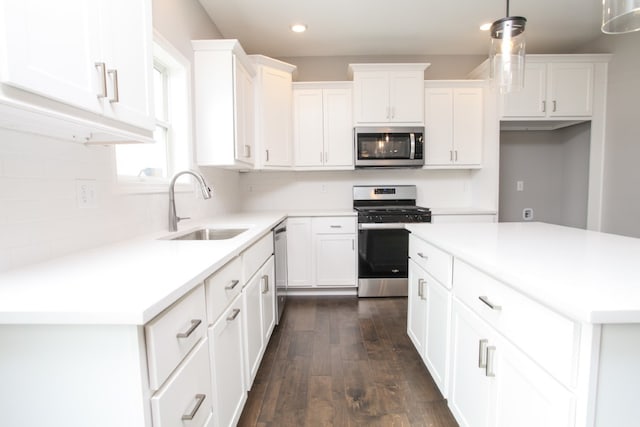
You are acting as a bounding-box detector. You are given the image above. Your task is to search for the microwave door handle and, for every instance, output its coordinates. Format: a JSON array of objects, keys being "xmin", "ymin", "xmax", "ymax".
[{"xmin": 410, "ymin": 133, "xmax": 416, "ymax": 160}]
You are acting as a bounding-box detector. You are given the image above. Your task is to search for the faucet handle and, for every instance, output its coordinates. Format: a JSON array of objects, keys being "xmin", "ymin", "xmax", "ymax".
[{"xmin": 177, "ymin": 216, "xmax": 191, "ymax": 223}]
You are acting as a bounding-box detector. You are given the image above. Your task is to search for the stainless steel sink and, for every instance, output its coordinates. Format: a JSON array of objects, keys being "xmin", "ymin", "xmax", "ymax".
[{"xmin": 170, "ymin": 228, "xmax": 248, "ymax": 241}]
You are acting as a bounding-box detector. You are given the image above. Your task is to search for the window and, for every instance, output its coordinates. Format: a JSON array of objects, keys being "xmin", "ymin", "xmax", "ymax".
[{"xmin": 115, "ymin": 33, "xmax": 191, "ymax": 190}]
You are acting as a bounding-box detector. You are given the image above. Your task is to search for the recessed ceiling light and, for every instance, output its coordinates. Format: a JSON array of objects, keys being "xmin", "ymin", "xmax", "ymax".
[
  {"xmin": 290, "ymin": 24, "xmax": 307, "ymax": 33},
  {"xmin": 480, "ymin": 22, "xmax": 492, "ymax": 31}
]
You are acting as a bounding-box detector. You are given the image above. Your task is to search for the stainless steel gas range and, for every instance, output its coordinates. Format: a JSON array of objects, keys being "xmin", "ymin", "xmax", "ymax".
[{"xmin": 353, "ymin": 185, "xmax": 431, "ymax": 297}]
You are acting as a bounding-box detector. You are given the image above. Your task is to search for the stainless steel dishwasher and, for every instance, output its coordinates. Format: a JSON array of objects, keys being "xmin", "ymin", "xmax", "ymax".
[{"xmin": 273, "ymin": 220, "xmax": 288, "ymax": 324}]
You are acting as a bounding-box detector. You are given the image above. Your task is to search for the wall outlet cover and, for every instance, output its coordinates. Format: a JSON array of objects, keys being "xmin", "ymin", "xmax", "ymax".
[
  {"xmin": 523, "ymin": 208, "xmax": 534, "ymax": 220},
  {"xmin": 76, "ymin": 180, "xmax": 97, "ymax": 208}
]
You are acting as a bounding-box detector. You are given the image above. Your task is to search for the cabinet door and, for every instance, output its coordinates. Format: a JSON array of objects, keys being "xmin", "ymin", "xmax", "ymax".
[
  {"xmin": 99, "ymin": 0, "xmax": 154, "ymax": 130},
  {"xmin": 243, "ymin": 272, "xmax": 264, "ymax": 389},
  {"xmin": 501, "ymin": 62, "xmax": 546, "ymax": 118},
  {"xmin": 494, "ymin": 342, "xmax": 574, "ymax": 427},
  {"xmin": 293, "ymin": 89, "xmax": 324, "ymax": 166},
  {"xmin": 286, "ymin": 218, "xmax": 313, "ymax": 287},
  {"xmin": 261, "ymin": 67, "xmax": 293, "ymax": 166},
  {"xmin": 425, "ymin": 87, "xmax": 454, "ymax": 165},
  {"xmin": 209, "ymin": 297, "xmax": 246, "ymax": 427},
  {"xmin": 424, "ymin": 277, "xmax": 451, "ymax": 396},
  {"xmin": 260, "ymin": 256, "xmax": 276, "ymax": 345},
  {"xmin": 323, "ymin": 88, "xmax": 353, "ymax": 167},
  {"xmin": 353, "ymin": 71, "xmax": 390, "ymax": 123},
  {"xmin": 452, "ymin": 87, "xmax": 483, "ymax": 165},
  {"xmin": 407, "ymin": 259, "xmax": 427, "ymax": 357},
  {"xmin": 389, "ymin": 71, "xmax": 424, "ymax": 123},
  {"xmin": 0, "ymin": 0, "xmax": 103, "ymax": 113},
  {"xmin": 449, "ymin": 300, "xmax": 495, "ymax": 427},
  {"xmin": 548, "ymin": 62, "xmax": 594, "ymax": 117},
  {"xmin": 235, "ymin": 60, "xmax": 255, "ymax": 165},
  {"xmin": 314, "ymin": 233, "xmax": 357, "ymax": 287}
]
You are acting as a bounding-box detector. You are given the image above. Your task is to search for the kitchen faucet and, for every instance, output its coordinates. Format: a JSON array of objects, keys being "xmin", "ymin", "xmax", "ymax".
[{"xmin": 168, "ymin": 170, "xmax": 212, "ymax": 231}]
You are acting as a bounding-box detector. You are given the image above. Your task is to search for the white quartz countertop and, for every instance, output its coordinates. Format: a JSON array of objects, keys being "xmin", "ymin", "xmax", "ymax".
[
  {"xmin": 0, "ymin": 213, "xmax": 286, "ymax": 325},
  {"xmin": 406, "ymin": 222, "xmax": 640, "ymax": 324}
]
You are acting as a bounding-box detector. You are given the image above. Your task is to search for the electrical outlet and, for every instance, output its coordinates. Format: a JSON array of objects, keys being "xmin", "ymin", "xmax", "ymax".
[
  {"xmin": 516, "ymin": 181, "xmax": 524, "ymax": 192},
  {"xmin": 522, "ymin": 208, "xmax": 534, "ymax": 221},
  {"xmin": 76, "ymin": 180, "xmax": 97, "ymax": 208},
  {"xmin": 320, "ymin": 184, "xmax": 327, "ymax": 193}
]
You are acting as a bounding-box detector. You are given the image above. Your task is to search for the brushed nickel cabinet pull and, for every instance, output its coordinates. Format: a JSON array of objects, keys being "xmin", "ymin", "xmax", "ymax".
[
  {"xmin": 95, "ymin": 62, "xmax": 107, "ymax": 98},
  {"xmin": 227, "ymin": 308, "xmax": 241, "ymax": 321},
  {"xmin": 417, "ymin": 252, "xmax": 428, "ymax": 260},
  {"xmin": 262, "ymin": 274, "xmax": 269, "ymax": 293},
  {"xmin": 181, "ymin": 394, "xmax": 206, "ymax": 421},
  {"xmin": 479, "ymin": 296, "xmax": 501, "ymax": 311},
  {"xmin": 107, "ymin": 69, "xmax": 119, "ymax": 103},
  {"xmin": 478, "ymin": 339, "xmax": 488, "ymax": 368},
  {"xmin": 265, "ymin": 149, "xmax": 270, "ymax": 162},
  {"xmin": 485, "ymin": 346, "xmax": 496, "ymax": 377},
  {"xmin": 417, "ymin": 278, "xmax": 424, "ymax": 298},
  {"xmin": 176, "ymin": 319, "xmax": 202, "ymax": 339},
  {"xmin": 542, "ymin": 100, "xmax": 546, "ymax": 112},
  {"xmin": 225, "ymin": 279, "xmax": 240, "ymax": 290},
  {"xmin": 553, "ymin": 100, "xmax": 557, "ymax": 112}
]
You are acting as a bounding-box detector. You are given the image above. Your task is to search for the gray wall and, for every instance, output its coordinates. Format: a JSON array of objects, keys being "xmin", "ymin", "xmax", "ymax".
[
  {"xmin": 578, "ymin": 32, "xmax": 640, "ymax": 238},
  {"xmin": 499, "ymin": 122, "xmax": 591, "ymax": 228}
]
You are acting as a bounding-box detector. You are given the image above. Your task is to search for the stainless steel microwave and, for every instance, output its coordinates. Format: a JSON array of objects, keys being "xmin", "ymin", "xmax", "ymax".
[{"xmin": 354, "ymin": 127, "xmax": 425, "ymax": 168}]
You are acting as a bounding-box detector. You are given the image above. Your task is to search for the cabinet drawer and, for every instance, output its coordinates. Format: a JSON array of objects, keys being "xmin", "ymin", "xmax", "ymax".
[
  {"xmin": 151, "ymin": 338, "xmax": 213, "ymax": 427},
  {"xmin": 312, "ymin": 216, "xmax": 356, "ymax": 234},
  {"xmin": 409, "ymin": 235, "xmax": 453, "ymax": 289},
  {"xmin": 454, "ymin": 260, "xmax": 579, "ymax": 386},
  {"xmin": 205, "ymin": 256, "xmax": 242, "ymax": 325},
  {"xmin": 146, "ymin": 285, "xmax": 207, "ymax": 391},
  {"xmin": 242, "ymin": 233, "xmax": 273, "ymax": 283}
]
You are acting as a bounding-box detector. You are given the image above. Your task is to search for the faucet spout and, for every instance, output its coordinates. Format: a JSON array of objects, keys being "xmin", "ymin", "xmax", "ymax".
[{"xmin": 168, "ymin": 170, "xmax": 213, "ymax": 232}]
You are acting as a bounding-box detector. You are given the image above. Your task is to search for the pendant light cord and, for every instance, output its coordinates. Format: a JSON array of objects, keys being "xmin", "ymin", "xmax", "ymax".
[{"xmin": 506, "ymin": 0, "xmax": 510, "ymax": 17}]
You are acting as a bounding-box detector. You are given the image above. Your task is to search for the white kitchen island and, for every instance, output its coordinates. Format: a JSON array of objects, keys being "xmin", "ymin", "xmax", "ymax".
[{"xmin": 406, "ymin": 221, "xmax": 640, "ymax": 427}]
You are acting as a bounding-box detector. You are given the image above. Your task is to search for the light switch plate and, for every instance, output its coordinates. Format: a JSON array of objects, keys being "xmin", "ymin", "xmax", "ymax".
[{"xmin": 76, "ymin": 180, "xmax": 97, "ymax": 208}]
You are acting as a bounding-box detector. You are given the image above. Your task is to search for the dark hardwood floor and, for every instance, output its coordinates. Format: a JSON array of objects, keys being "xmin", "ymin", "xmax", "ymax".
[{"xmin": 238, "ymin": 296, "xmax": 459, "ymax": 427}]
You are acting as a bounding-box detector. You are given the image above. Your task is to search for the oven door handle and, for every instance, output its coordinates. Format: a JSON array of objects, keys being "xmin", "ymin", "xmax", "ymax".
[
  {"xmin": 358, "ymin": 223, "xmax": 408, "ymax": 230},
  {"xmin": 410, "ymin": 133, "xmax": 416, "ymax": 159}
]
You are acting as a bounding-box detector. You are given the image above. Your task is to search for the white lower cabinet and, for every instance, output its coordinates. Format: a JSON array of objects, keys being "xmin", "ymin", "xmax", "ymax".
[
  {"xmin": 243, "ymin": 269, "xmax": 264, "ymax": 388},
  {"xmin": 260, "ymin": 256, "xmax": 276, "ymax": 345},
  {"xmin": 407, "ymin": 258, "xmax": 451, "ymax": 396},
  {"xmin": 208, "ymin": 295, "xmax": 246, "ymax": 427},
  {"xmin": 151, "ymin": 339, "xmax": 214, "ymax": 427},
  {"xmin": 449, "ymin": 299, "xmax": 574, "ymax": 427},
  {"xmin": 287, "ymin": 216, "xmax": 357, "ymax": 289}
]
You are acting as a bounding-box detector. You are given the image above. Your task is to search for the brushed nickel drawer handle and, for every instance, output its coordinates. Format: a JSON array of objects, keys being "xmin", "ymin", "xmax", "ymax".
[
  {"xmin": 330, "ymin": 225, "xmax": 342, "ymax": 228},
  {"xmin": 95, "ymin": 62, "xmax": 107, "ymax": 98},
  {"xmin": 107, "ymin": 69, "xmax": 119, "ymax": 103},
  {"xmin": 262, "ymin": 274, "xmax": 269, "ymax": 294},
  {"xmin": 479, "ymin": 296, "xmax": 501, "ymax": 311},
  {"xmin": 182, "ymin": 394, "xmax": 206, "ymax": 421},
  {"xmin": 417, "ymin": 252, "xmax": 428, "ymax": 260},
  {"xmin": 485, "ymin": 346, "xmax": 496, "ymax": 377},
  {"xmin": 417, "ymin": 278, "xmax": 424, "ymax": 298},
  {"xmin": 225, "ymin": 279, "xmax": 240, "ymax": 290},
  {"xmin": 176, "ymin": 319, "xmax": 202, "ymax": 339},
  {"xmin": 478, "ymin": 339, "xmax": 488, "ymax": 368},
  {"xmin": 227, "ymin": 308, "xmax": 241, "ymax": 321}
]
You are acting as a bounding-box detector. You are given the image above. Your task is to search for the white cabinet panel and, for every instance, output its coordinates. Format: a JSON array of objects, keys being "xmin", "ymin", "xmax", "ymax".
[
  {"xmin": 209, "ymin": 296, "xmax": 246, "ymax": 427},
  {"xmin": 314, "ymin": 233, "xmax": 357, "ymax": 287},
  {"xmin": 351, "ymin": 64, "xmax": 428, "ymax": 125},
  {"xmin": 502, "ymin": 60, "xmax": 594, "ymax": 119},
  {"xmin": 407, "ymin": 259, "xmax": 427, "ymax": 356},
  {"xmin": 242, "ymin": 271, "xmax": 264, "ymax": 388},
  {"xmin": 425, "ymin": 85, "xmax": 483, "ymax": 167},
  {"xmin": 293, "ymin": 83, "xmax": 353, "ymax": 168},
  {"xmin": 253, "ymin": 59, "xmax": 295, "ymax": 168},
  {"xmin": 193, "ymin": 40, "xmax": 256, "ymax": 168},
  {"xmin": 424, "ymin": 274, "xmax": 451, "ymax": 395},
  {"xmin": 260, "ymin": 256, "xmax": 276, "ymax": 348},
  {"xmin": 286, "ymin": 217, "xmax": 313, "ymax": 287}
]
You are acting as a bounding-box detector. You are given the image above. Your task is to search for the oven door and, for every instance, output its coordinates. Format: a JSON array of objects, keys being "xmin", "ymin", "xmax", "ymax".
[{"xmin": 357, "ymin": 223, "xmax": 409, "ymax": 297}]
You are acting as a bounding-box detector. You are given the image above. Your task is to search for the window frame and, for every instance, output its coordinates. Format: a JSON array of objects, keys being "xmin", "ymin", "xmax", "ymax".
[{"xmin": 115, "ymin": 31, "xmax": 194, "ymax": 195}]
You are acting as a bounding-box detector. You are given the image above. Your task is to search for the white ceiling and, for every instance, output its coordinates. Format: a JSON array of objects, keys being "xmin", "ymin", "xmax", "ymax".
[{"xmin": 198, "ymin": 0, "xmax": 603, "ymax": 58}]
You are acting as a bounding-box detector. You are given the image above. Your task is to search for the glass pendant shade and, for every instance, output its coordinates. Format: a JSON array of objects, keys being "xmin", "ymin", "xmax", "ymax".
[
  {"xmin": 602, "ymin": 0, "xmax": 640, "ymax": 33},
  {"xmin": 489, "ymin": 16, "xmax": 527, "ymax": 94}
]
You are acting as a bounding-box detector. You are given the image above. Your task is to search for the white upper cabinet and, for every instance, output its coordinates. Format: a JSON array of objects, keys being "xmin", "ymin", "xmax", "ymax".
[
  {"xmin": 193, "ymin": 39, "xmax": 256, "ymax": 168},
  {"xmin": 251, "ymin": 55, "xmax": 296, "ymax": 169},
  {"xmin": 293, "ymin": 82, "xmax": 353, "ymax": 169},
  {"xmin": 502, "ymin": 58, "xmax": 595, "ymax": 119},
  {"xmin": 0, "ymin": 0, "xmax": 154, "ymax": 142},
  {"xmin": 350, "ymin": 63, "xmax": 429, "ymax": 125},
  {"xmin": 425, "ymin": 82, "xmax": 484, "ymax": 168}
]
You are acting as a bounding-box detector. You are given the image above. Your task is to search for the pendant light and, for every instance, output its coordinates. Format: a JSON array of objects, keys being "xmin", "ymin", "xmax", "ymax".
[
  {"xmin": 602, "ymin": 0, "xmax": 640, "ymax": 34},
  {"xmin": 489, "ymin": 0, "xmax": 527, "ymax": 94}
]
